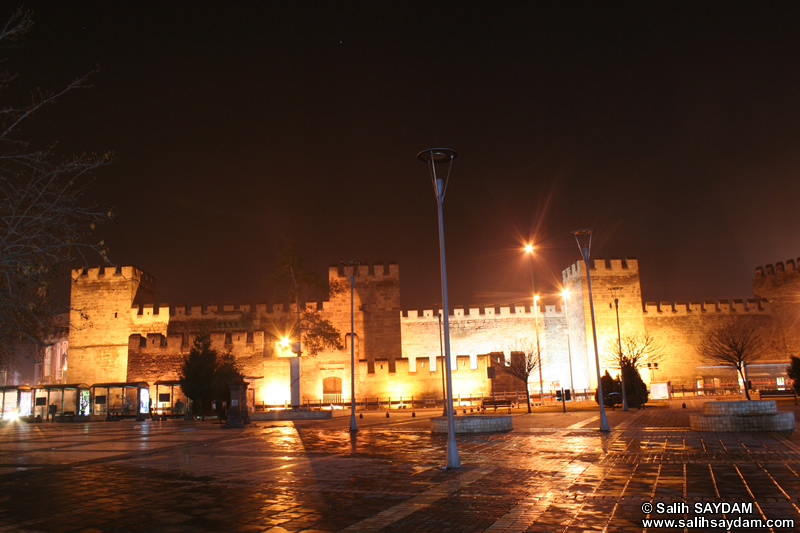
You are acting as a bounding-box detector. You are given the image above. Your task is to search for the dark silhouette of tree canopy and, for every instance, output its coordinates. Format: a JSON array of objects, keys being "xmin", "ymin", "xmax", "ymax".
[
  {"xmin": 179, "ymin": 334, "xmax": 244, "ymax": 418},
  {"xmin": 268, "ymin": 239, "xmax": 343, "ymax": 356},
  {"xmin": 0, "ymin": 8, "xmax": 111, "ymax": 368},
  {"xmin": 596, "ymin": 370, "xmax": 620, "ymax": 408},
  {"xmin": 300, "ymin": 309, "xmax": 343, "ymax": 355},
  {"xmin": 787, "ymin": 356, "xmax": 800, "ymax": 395},
  {"xmin": 699, "ymin": 322, "xmax": 764, "ymax": 400},
  {"xmin": 496, "ymin": 337, "xmax": 545, "ymax": 413},
  {"xmin": 621, "ymin": 361, "xmax": 649, "ymax": 408}
]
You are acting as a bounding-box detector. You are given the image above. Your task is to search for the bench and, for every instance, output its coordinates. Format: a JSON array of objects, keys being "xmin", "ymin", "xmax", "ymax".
[
  {"xmin": 482, "ymin": 399, "xmax": 513, "ymax": 412},
  {"xmin": 59, "ymin": 411, "xmax": 75, "ymax": 422},
  {"xmin": 757, "ymin": 389, "xmax": 798, "ymax": 404}
]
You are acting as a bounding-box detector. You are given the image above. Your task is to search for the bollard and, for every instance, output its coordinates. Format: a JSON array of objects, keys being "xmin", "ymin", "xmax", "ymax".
[{"xmin": 386, "ymin": 412, "xmax": 389, "ymax": 418}]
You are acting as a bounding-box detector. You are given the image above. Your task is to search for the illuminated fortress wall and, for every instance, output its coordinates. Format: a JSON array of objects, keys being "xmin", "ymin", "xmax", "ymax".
[
  {"xmin": 642, "ymin": 300, "xmax": 773, "ymax": 388},
  {"xmin": 68, "ymin": 256, "xmax": 800, "ymax": 406}
]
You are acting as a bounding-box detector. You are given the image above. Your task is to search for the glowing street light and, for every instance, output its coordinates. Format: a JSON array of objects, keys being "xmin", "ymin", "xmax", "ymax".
[
  {"xmin": 418, "ymin": 147, "xmax": 460, "ymax": 469},
  {"xmin": 524, "ymin": 243, "xmax": 544, "ymax": 406},
  {"xmin": 571, "ymin": 229, "xmax": 610, "ymax": 432},
  {"xmin": 279, "ymin": 336, "xmax": 291, "ymax": 350},
  {"xmin": 610, "ymin": 286, "xmax": 628, "ymax": 411},
  {"xmin": 340, "ymin": 260, "xmax": 361, "ymax": 432}
]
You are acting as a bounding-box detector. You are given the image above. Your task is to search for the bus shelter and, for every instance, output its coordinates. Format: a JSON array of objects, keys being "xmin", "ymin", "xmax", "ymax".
[
  {"xmin": 34, "ymin": 383, "xmax": 91, "ymax": 420},
  {"xmin": 90, "ymin": 382, "xmax": 150, "ymax": 420},
  {"xmin": 153, "ymin": 381, "xmax": 189, "ymax": 417},
  {"xmin": 0, "ymin": 385, "xmax": 34, "ymax": 419}
]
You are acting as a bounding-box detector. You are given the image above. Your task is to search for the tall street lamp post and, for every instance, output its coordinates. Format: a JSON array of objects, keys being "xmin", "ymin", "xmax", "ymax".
[
  {"xmin": 340, "ymin": 260, "xmax": 361, "ymax": 432},
  {"xmin": 610, "ymin": 286, "xmax": 628, "ymax": 411},
  {"xmin": 438, "ymin": 312, "xmax": 447, "ymax": 417},
  {"xmin": 524, "ymin": 244, "xmax": 545, "ymax": 406},
  {"xmin": 562, "ymin": 289, "xmax": 575, "ymax": 403},
  {"xmin": 418, "ymin": 147, "xmax": 461, "ymax": 469},
  {"xmin": 572, "ymin": 229, "xmax": 610, "ymax": 432}
]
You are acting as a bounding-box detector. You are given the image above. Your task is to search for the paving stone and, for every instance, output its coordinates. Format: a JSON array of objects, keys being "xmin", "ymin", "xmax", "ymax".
[{"xmin": 1, "ymin": 401, "xmax": 799, "ymax": 531}]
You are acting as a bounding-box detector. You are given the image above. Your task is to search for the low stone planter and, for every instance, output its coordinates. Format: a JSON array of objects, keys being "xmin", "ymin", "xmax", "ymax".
[
  {"xmin": 690, "ymin": 400, "xmax": 795, "ymax": 432},
  {"xmin": 430, "ymin": 415, "xmax": 512, "ymax": 434},
  {"xmin": 251, "ymin": 409, "xmax": 332, "ymax": 421}
]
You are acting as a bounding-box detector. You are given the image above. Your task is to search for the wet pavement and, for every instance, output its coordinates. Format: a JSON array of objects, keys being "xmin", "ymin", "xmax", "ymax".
[{"xmin": 1, "ymin": 400, "xmax": 800, "ymax": 532}]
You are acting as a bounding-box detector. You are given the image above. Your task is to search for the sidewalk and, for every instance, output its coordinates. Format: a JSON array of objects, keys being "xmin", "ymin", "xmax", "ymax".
[{"xmin": 0, "ymin": 401, "xmax": 798, "ymax": 532}]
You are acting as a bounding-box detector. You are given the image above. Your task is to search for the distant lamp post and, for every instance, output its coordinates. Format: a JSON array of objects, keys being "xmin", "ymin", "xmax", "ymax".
[
  {"xmin": 418, "ymin": 147, "xmax": 460, "ymax": 469},
  {"xmin": 562, "ymin": 289, "xmax": 575, "ymax": 403},
  {"xmin": 524, "ymin": 244, "xmax": 545, "ymax": 406},
  {"xmin": 340, "ymin": 260, "xmax": 361, "ymax": 433},
  {"xmin": 572, "ymin": 229, "xmax": 610, "ymax": 432},
  {"xmin": 610, "ymin": 286, "xmax": 628, "ymax": 411},
  {"xmin": 647, "ymin": 362, "xmax": 659, "ymax": 382}
]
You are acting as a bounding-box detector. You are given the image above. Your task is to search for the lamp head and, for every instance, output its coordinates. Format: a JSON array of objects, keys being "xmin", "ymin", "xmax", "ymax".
[{"xmin": 417, "ymin": 148, "xmax": 457, "ymax": 163}]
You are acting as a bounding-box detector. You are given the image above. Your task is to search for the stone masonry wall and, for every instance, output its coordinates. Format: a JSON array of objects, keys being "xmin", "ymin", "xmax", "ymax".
[
  {"xmin": 754, "ymin": 258, "xmax": 800, "ymax": 356},
  {"xmin": 69, "ymin": 266, "xmax": 167, "ymax": 384},
  {"xmin": 562, "ymin": 258, "xmax": 646, "ymax": 389}
]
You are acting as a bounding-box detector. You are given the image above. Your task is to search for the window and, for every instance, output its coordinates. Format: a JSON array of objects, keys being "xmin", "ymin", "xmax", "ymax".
[
  {"xmin": 224, "ymin": 332, "xmax": 232, "ymax": 344},
  {"xmin": 139, "ymin": 336, "xmax": 146, "ymax": 347}
]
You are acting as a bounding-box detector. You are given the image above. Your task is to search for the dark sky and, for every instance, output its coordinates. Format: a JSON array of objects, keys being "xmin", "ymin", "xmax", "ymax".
[{"xmin": 9, "ymin": 2, "xmax": 800, "ymax": 310}]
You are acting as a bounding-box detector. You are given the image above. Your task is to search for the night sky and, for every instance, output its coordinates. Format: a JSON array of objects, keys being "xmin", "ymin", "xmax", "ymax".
[{"xmin": 9, "ymin": 2, "xmax": 800, "ymax": 310}]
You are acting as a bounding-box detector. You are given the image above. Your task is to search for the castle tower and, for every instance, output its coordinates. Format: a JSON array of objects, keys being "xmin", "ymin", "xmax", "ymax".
[
  {"xmin": 562, "ymin": 258, "xmax": 646, "ymax": 388},
  {"xmin": 753, "ymin": 258, "xmax": 800, "ymax": 356},
  {"xmin": 68, "ymin": 266, "xmax": 167, "ymax": 384},
  {"xmin": 324, "ymin": 263, "xmax": 401, "ymax": 373}
]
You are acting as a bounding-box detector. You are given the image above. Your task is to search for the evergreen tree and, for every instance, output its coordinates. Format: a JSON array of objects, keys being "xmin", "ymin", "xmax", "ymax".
[
  {"xmin": 595, "ymin": 370, "xmax": 621, "ymax": 408},
  {"xmin": 622, "ymin": 361, "xmax": 649, "ymax": 408},
  {"xmin": 787, "ymin": 356, "xmax": 800, "ymax": 395},
  {"xmin": 179, "ymin": 334, "xmax": 218, "ymax": 418}
]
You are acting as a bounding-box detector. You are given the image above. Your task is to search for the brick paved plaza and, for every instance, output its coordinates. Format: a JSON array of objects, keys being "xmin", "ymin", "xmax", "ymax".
[{"xmin": 1, "ymin": 400, "xmax": 799, "ymax": 532}]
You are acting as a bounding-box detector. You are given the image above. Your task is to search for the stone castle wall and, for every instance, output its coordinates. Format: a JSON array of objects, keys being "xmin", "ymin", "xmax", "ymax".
[
  {"xmin": 68, "ymin": 256, "xmax": 799, "ymax": 406},
  {"xmin": 643, "ymin": 300, "xmax": 773, "ymax": 387},
  {"xmin": 754, "ymin": 258, "xmax": 800, "ymax": 356},
  {"xmin": 69, "ymin": 266, "xmax": 167, "ymax": 385}
]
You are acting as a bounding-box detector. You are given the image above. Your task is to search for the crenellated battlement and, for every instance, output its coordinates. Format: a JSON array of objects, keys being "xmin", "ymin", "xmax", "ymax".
[
  {"xmin": 644, "ymin": 299, "xmax": 770, "ymax": 316},
  {"xmin": 754, "ymin": 258, "xmax": 800, "ymax": 278},
  {"xmin": 130, "ymin": 304, "xmax": 171, "ymax": 319},
  {"xmin": 401, "ymin": 303, "xmax": 565, "ymax": 321},
  {"xmin": 145, "ymin": 301, "xmax": 321, "ymax": 317},
  {"xmin": 71, "ymin": 265, "xmax": 155, "ymax": 284},
  {"xmin": 562, "ymin": 257, "xmax": 639, "ymax": 280},
  {"xmin": 329, "ymin": 262, "xmax": 399, "ymax": 280}
]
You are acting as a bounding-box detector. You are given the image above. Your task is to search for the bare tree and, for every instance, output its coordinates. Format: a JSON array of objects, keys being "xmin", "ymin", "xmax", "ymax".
[
  {"xmin": 699, "ymin": 322, "xmax": 763, "ymax": 400},
  {"xmin": 0, "ymin": 9, "xmax": 112, "ymax": 368},
  {"xmin": 603, "ymin": 332, "xmax": 662, "ymax": 410},
  {"xmin": 604, "ymin": 332, "xmax": 662, "ymax": 370},
  {"xmin": 497, "ymin": 337, "xmax": 545, "ymax": 413}
]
